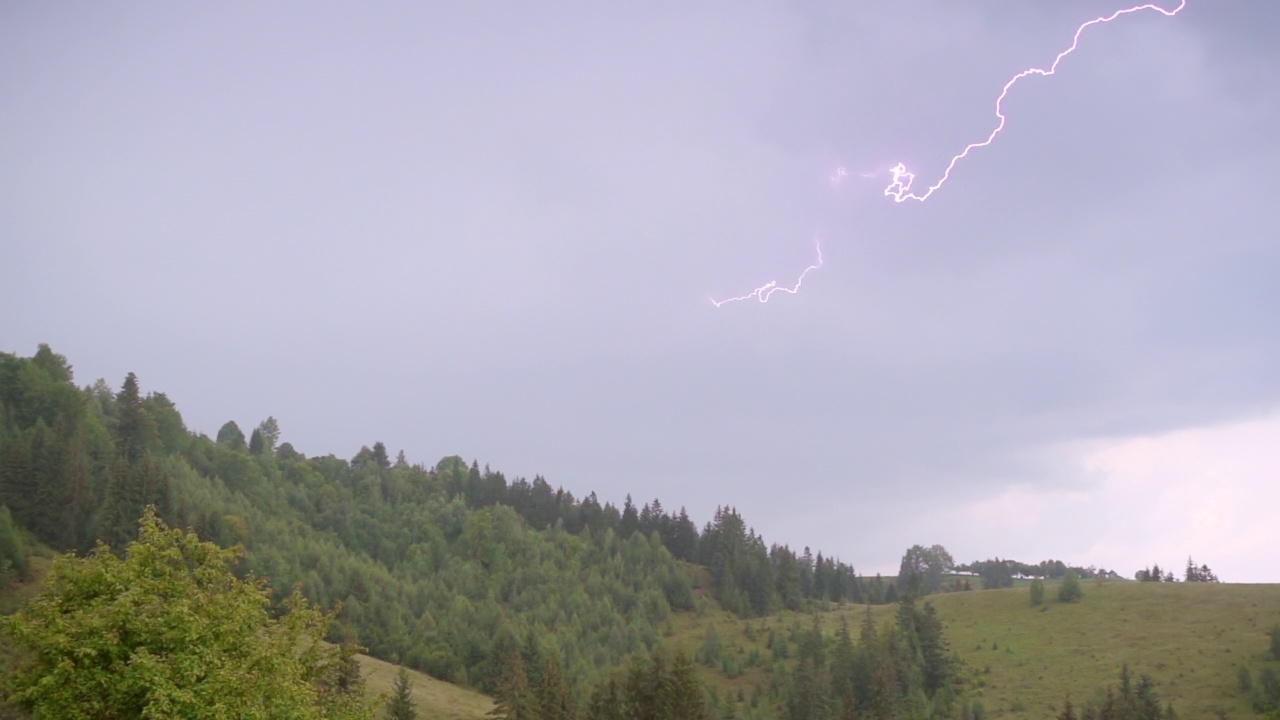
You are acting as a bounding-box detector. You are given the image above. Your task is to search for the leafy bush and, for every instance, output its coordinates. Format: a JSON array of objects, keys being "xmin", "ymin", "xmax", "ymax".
[
  {"xmin": 1030, "ymin": 578, "xmax": 1045, "ymax": 606},
  {"xmin": 1059, "ymin": 569, "xmax": 1084, "ymax": 603}
]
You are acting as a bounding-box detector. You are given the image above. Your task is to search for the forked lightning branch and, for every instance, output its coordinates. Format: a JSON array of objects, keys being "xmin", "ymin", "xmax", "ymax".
[{"xmin": 710, "ymin": 1, "xmax": 1187, "ymax": 308}]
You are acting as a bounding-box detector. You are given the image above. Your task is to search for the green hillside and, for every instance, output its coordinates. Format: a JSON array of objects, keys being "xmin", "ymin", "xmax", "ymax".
[
  {"xmin": 5, "ymin": 560, "xmax": 1277, "ymax": 719},
  {"xmin": 2, "ymin": 344, "xmax": 1277, "ymax": 719},
  {"xmin": 357, "ymin": 653, "xmax": 494, "ymax": 719},
  {"xmin": 666, "ymin": 580, "xmax": 1280, "ymax": 718},
  {"xmin": 925, "ymin": 581, "xmax": 1280, "ymax": 718}
]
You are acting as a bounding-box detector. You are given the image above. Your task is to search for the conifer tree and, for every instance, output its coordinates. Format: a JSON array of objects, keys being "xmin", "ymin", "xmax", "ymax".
[
  {"xmin": 587, "ymin": 677, "xmax": 624, "ymax": 720},
  {"xmin": 386, "ymin": 668, "xmax": 417, "ymax": 720},
  {"xmin": 490, "ymin": 648, "xmax": 538, "ymax": 720},
  {"xmin": 668, "ymin": 650, "xmax": 707, "ymax": 720},
  {"xmin": 538, "ymin": 656, "xmax": 576, "ymax": 720},
  {"xmin": 99, "ymin": 373, "xmax": 170, "ymax": 549}
]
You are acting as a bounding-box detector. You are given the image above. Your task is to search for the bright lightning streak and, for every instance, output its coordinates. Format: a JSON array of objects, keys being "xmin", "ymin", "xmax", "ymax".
[
  {"xmin": 884, "ymin": 0, "xmax": 1187, "ymax": 203},
  {"xmin": 713, "ymin": 1, "xmax": 1187, "ymax": 307},
  {"xmin": 710, "ymin": 241, "xmax": 823, "ymax": 307}
]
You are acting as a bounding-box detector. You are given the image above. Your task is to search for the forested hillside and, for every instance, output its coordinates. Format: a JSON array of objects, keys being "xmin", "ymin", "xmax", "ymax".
[
  {"xmin": 0, "ymin": 345, "xmax": 949, "ymax": 718},
  {"xmin": 6, "ymin": 344, "xmax": 1267, "ymax": 720}
]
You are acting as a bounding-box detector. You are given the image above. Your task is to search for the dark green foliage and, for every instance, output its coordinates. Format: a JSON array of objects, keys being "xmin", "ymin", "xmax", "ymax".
[
  {"xmin": 1258, "ymin": 667, "xmax": 1280, "ymax": 713},
  {"xmin": 592, "ymin": 647, "xmax": 705, "ymax": 720},
  {"xmin": 0, "ymin": 348, "xmax": 98, "ymax": 552},
  {"xmin": 216, "ymin": 420, "xmax": 247, "ymax": 450},
  {"xmin": 1269, "ymin": 623, "xmax": 1280, "ymax": 661},
  {"xmin": 958, "ymin": 557, "xmax": 1107, "ymax": 581},
  {"xmin": 0, "ymin": 506, "xmax": 30, "ymax": 583},
  {"xmin": 786, "ymin": 615, "xmax": 831, "ymax": 720},
  {"xmin": 1135, "ymin": 563, "xmax": 1175, "ymax": 582},
  {"xmin": 489, "ymin": 647, "xmax": 538, "ymax": 720},
  {"xmin": 701, "ymin": 622, "xmax": 723, "ymax": 666},
  {"xmin": 586, "ymin": 677, "xmax": 623, "ymax": 720},
  {"xmin": 896, "ymin": 544, "xmax": 954, "ymax": 595},
  {"xmin": 884, "ymin": 583, "xmax": 899, "ymax": 604},
  {"xmin": 1069, "ymin": 664, "xmax": 1173, "ymax": 720},
  {"xmin": 386, "ymin": 668, "xmax": 417, "ymax": 720},
  {"xmin": 99, "ymin": 373, "xmax": 171, "ymax": 550},
  {"xmin": 1183, "ymin": 556, "xmax": 1219, "ymax": 582},
  {"xmin": 973, "ymin": 557, "xmax": 1015, "ymax": 589},
  {"xmin": 1058, "ymin": 569, "xmax": 1084, "ymax": 603},
  {"xmin": 1243, "ymin": 660, "xmax": 1280, "ymax": 714},
  {"xmin": 1030, "ymin": 578, "xmax": 1045, "ymax": 606},
  {"xmin": 1, "ymin": 507, "xmax": 371, "ymax": 719},
  {"xmin": 538, "ymin": 656, "xmax": 576, "ymax": 720},
  {"xmin": 0, "ymin": 345, "xmax": 923, "ymax": 718}
]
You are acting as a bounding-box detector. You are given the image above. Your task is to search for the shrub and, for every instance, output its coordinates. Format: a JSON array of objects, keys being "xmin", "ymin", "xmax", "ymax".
[
  {"xmin": 1030, "ymin": 578, "xmax": 1045, "ymax": 606},
  {"xmin": 1059, "ymin": 569, "xmax": 1084, "ymax": 603}
]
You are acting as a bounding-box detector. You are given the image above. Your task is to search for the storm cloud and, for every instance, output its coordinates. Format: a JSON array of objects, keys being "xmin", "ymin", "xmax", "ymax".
[{"xmin": 3, "ymin": 1, "xmax": 1277, "ymax": 579}]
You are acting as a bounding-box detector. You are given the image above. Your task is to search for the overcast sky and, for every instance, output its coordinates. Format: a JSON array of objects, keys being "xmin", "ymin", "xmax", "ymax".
[{"xmin": 3, "ymin": 1, "xmax": 1278, "ymax": 581}]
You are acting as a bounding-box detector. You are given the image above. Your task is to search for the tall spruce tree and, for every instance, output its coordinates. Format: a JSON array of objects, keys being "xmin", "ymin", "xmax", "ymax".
[
  {"xmin": 386, "ymin": 668, "xmax": 417, "ymax": 720},
  {"xmin": 668, "ymin": 650, "xmax": 706, "ymax": 720},
  {"xmin": 99, "ymin": 373, "xmax": 169, "ymax": 550},
  {"xmin": 490, "ymin": 648, "xmax": 538, "ymax": 720},
  {"xmin": 538, "ymin": 656, "xmax": 576, "ymax": 720}
]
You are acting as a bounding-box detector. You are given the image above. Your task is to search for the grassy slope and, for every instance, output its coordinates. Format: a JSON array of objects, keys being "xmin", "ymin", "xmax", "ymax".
[
  {"xmin": 664, "ymin": 579, "xmax": 1280, "ymax": 719},
  {"xmin": 925, "ymin": 580, "xmax": 1280, "ymax": 719},
  {"xmin": 357, "ymin": 653, "xmax": 493, "ymax": 720}
]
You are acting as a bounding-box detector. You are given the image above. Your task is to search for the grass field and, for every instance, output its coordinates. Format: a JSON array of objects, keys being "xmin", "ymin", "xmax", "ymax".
[
  {"xmin": 925, "ymin": 580, "xmax": 1280, "ymax": 718},
  {"xmin": 357, "ymin": 652, "xmax": 494, "ymax": 719},
  {"xmin": 660, "ymin": 579, "xmax": 1280, "ymax": 718}
]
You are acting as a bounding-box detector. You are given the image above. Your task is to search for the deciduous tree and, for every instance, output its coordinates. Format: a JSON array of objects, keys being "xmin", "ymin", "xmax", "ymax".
[{"xmin": 0, "ymin": 507, "xmax": 371, "ymax": 719}]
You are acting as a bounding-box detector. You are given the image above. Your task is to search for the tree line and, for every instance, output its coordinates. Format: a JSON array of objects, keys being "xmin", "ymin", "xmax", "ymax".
[
  {"xmin": 1134, "ymin": 557, "xmax": 1220, "ymax": 583},
  {"xmin": 1, "ymin": 344, "xmax": 944, "ymax": 718}
]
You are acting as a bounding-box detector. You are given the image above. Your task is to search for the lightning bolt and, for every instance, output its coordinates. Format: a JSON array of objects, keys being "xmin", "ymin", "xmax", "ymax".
[
  {"xmin": 714, "ymin": 1, "xmax": 1187, "ymax": 306},
  {"xmin": 885, "ymin": 0, "xmax": 1187, "ymax": 203},
  {"xmin": 710, "ymin": 240, "xmax": 823, "ymax": 307}
]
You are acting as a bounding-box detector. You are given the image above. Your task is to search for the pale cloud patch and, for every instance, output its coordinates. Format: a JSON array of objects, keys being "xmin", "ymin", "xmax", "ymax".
[
  {"xmin": 913, "ymin": 410, "xmax": 1280, "ymax": 583},
  {"xmin": 1075, "ymin": 411, "xmax": 1280, "ymax": 582}
]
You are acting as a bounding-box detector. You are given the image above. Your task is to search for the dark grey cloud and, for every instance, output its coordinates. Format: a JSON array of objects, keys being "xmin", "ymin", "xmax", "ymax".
[{"xmin": 3, "ymin": 1, "xmax": 1277, "ymax": 573}]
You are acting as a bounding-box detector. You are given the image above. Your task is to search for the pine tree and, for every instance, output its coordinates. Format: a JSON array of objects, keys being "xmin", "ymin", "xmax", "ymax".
[
  {"xmin": 100, "ymin": 373, "xmax": 170, "ymax": 549},
  {"xmin": 701, "ymin": 622, "xmax": 723, "ymax": 666},
  {"xmin": 489, "ymin": 648, "xmax": 538, "ymax": 720},
  {"xmin": 621, "ymin": 495, "xmax": 639, "ymax": 538},
  {"xmin": 587, "ymin": 677, "xmax": 624, "ymax": 720},
  {"xmin": 538, "ymin": 656, "xmax": 576, "ymax": 720},
  {"xmin": 830, "ymin": 616, "xmax": 857, "ymax": 720},
  {"xmin": 0, "ymin": 430, "xmax": 34, "ymax": 532},
  {"xmin": 669, "ymin": 650, "xmax": 707, "ymax": 720},
  {"xmin": 916, "ymin": 603, "xmax": 950, "ymax": 696},
  {"xmin": 386, "ymin": 668, "xmax": 417, "ymax": 720},
  {"xmin": 249, "ymin": 428, "xmax": 268, "ymax": 456}
]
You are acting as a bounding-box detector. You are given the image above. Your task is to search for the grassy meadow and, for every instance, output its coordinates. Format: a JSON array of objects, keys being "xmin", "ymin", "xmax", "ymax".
[
  {"xmin": 927, "ymin": 580, "xmax": 1280, "ymax": 718},
  {"xmin": 658, "ymin": 577, "xmax": 1280, "ymax": 719},
  {"xmin": 357, "ymin": 652, "xmax": 494, "ymax": 720}
]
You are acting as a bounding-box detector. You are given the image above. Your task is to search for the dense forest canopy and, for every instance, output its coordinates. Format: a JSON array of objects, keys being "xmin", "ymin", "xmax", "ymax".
[{"xmin": 0, "ymin": 344, "xmax": 950, "ymax": 718}]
